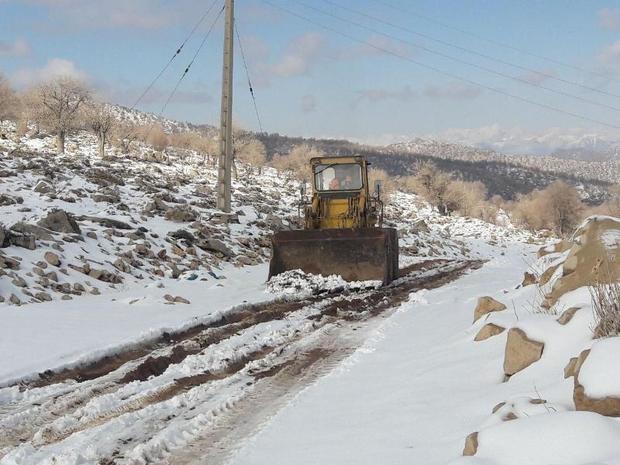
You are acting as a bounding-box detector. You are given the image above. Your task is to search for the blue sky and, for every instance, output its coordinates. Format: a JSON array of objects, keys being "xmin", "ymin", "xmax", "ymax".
[{"xmin": 1, "ymin": 0, "xmax": 620, "ymax": 151}]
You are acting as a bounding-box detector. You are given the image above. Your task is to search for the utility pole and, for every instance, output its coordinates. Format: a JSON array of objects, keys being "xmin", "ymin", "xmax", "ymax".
[{"xmin": 217, "ymin": 0, "xmax": 234, "ymax": 212}]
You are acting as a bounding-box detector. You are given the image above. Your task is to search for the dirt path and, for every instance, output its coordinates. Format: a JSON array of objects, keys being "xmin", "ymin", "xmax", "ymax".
[{"xmin": 0, "ymin": 259, "xmax": 482, "ymax": 465}]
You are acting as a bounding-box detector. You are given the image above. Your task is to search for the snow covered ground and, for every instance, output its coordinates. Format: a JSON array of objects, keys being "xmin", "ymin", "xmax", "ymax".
[{"xmin": 228, "ymin": 243, "xmax": 538, "ymax": 465}]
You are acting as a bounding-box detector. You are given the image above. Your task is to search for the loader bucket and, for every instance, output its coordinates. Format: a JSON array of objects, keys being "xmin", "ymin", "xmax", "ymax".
[{"xmin": 269, "ymin": 228, "xmax": 399, "ymax": 285}]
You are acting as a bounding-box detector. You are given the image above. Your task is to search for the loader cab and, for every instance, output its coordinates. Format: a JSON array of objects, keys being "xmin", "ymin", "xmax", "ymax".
[{"xmin": 311, "ymin": 156, "xmax": 368, "ymax": 196}]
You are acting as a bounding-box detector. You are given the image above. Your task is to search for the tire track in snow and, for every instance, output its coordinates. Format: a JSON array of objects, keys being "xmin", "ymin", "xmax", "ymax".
[{"xmin": 0, "ymin": 259, "xmax": 482, "ymax": 465}]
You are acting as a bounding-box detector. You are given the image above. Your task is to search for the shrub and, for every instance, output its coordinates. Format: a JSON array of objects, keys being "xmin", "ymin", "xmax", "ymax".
[
  {"xmin": 590, "ymin": 280, "xmax": 620, "ymax": 338},
  {"xmin": 404, "ymin": 161, "xmax": 452, "ymax": 215}
]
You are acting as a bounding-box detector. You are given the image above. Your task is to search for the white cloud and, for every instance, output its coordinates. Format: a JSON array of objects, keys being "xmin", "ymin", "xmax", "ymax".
[
  {"xmin": 599, "ymin": 8, "xmax": 620, "ymax": 30},
  {"xmin": 518, "ymin": 69, "xmax": 556, "ymax": 86},
  {"xmin": 423, "ymin": 82, "xmax": 481, "ymax": 100},
  {"xmin": 21, "ymin": 0, "xmax": 189, "ymax": 30},
  {"xmin": 355, "ymin": 86, "xmax": 417, "ymax": 105},
  {"xmin": 0, "ymin": 39, "xmax": 31, "ymax": 57},
  {"xmin": 272, "ymin": 33, "xmax": 326, "ymax": 78},
  {"xmin": 11, "ymin": 58, "xmax": 89, "ymax": 87},
  {"xmin": 599, "ymin": 40, "xmax": 620, "ymax": 67}
]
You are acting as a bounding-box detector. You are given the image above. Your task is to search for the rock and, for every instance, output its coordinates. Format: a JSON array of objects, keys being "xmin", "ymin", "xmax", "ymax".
[
  {"xmin": 174, "ymin": 296, "xmax": 190, "ymax": 304},
  {"xmin": 210, "ymin": 212, "xmax": 239, "ymax": 224},
  {"xmin": 521, "ymin": 272, "xmax": 537, "ymax": 287},
  {"xmin": 574, "ymin": 345, "xmax": 620, "ymax": 417},
  {"xmin": 197, "ymin": 238, "xmax": 234, "ymax": 257},
  {"xmin": 168, "ymin": 229, "xmax": 196, "ymax": 243},
  {"xmin": 474, "ymin": 323, "xmax": 505, "ymax": 341},
  {"xmin": 0, "ymin": 194, "xmax": 19, "ymax": 206},
  {"xmin": 88, "ymin": 268, "xmax": 122, "ymax": 284},
  {"xmin": 86, "ymin": 231, "xmax": 97, "ymax": 239},
  {"xmin": 564, "ymin": 357, "xmax": 578, "ymax": 378},
  {"xmin": 35, "ymin": 292, "xmax": 52, "ymax": 302},
  {"xmin": 557, "ymin": 307, "xmax": 580, "ymax": 325},
  {"xmin": 473, "ymin": 296, "xmax": 507, "ymax": 322},
  {"xmin": 113, "ymin": 258, "xmax": 131, "ymax": 273},
  {"xmin": 543, "ymin": 217, "xmax": 620, "ymax": 309},
  {"xmin": 539, "ymin": 264, "xmax": 559, "ymax": 286},
  {"xmin": 163, "ymin": 294, "xmax": 174, "ymax": 302},
  {"xmin": 8, "ymin": 231, "xmax": 37, "ymax": 250},
  {"xmin": 462, "ymin": 432, "xmax": 478, "ymax": 456},
  {"xmin": 34, "ymin": 179, "xmax": 54, "ymax": 194},
  {"xmin": 503, "ymin": 328, "xmax": 544, "ymax": 377},
  {"xmin": 77, "ymin": 215, "xmax": 133, "ymax": 230},
  {"xmin": 537, "ymin": 240, "xmax": 571, "ymax": 258},
  {"xmin": 264, "ymin": 214, "xmax": 285, "ymax": 231},
  {"xmin": 9, "ymin": 293, "xmax": 21, "ymax": 305},
  {"xmin": 11, "ymin": 276, "xmax": 27, "ymax": 287},
  {"xmin": 86, "ymin": 168, "xmax": 125, "ymax": 187},
  {"xmin": 61, "ymin": 295, "xmax": 73, "ymax": 300},
  {"xmin": 0, "ymin": 255, "xmax": 20, "ymax": 269},
  {"xmin": 37, "ymin": 209, "xmax": 81, "ymax": 234},
  {"xmin": 11, "ymin": 222, "xmax": 54, "ymax": 241},
  {"xmin": 44, "ymin": 251, "xmax": 61, "ymax": 266},
  {"xmin": 165, "ymin": 206, "xmax": 198, "ymax": 223}
]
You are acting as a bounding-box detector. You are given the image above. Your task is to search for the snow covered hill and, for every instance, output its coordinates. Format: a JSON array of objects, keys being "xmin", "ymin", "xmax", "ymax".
[{"xmin": 1, "ymin": 116, "xmax": 620, "ymax": 465}]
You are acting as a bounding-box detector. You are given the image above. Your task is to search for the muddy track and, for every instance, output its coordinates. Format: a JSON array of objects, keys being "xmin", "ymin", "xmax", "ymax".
[{"xmin": 0, "ymin": 259, "xmax": 483, "ymax": 465}]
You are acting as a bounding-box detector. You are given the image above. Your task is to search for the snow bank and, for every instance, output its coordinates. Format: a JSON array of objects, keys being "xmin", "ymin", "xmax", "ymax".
[
  {"xmin": 579, "ymin": 337, "xmax": 620, "ymax": 399},
  {"xmin": 473, "ymin": 412, "xmax": 620, "ymax": 465},
  {"xmin": 266, "ymin": 269, "xmax": 381, "ymax": 298}
]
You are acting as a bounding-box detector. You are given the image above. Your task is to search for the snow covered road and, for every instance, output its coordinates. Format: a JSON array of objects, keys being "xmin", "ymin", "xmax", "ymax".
[
  {"xmin": 0, "ymin": 259, "xmax": 481, "ymax": 465},
  {"xmin": 228, "ymin": 245, "xmax": 536, "ymax": 465}
]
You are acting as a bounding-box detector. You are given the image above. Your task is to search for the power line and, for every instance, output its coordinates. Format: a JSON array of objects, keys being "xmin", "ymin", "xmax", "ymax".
[
  {"xmin": 260, "ymin": 0, "xmax": 620, "ymax": 130},
  {"xmin": 371, "ymin": 0, "xmax": 620, "ymax": 86},
  {"xmin": 131, "ymin": 0, "xmax": 221, "ymax": 110},
  {"xmin": 293, "ymin": 0, "xmax": 620, "ymax": 114},
  {"xmin": 149, "ymin": 4, "xmax": 225, "ymax": 135},
  {"xmin": 322, "ymin": 0, "xmax": 620, "ymax": 100},
  {"xmin": 235, "ymin": 23, "xmax": 264, "ymax": 133}
]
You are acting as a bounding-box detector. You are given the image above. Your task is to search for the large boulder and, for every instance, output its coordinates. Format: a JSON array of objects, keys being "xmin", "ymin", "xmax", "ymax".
[
  {"xmin": 197, "ymin": 238, "xmax": 234, "ymax": 257},
  {"xmin": 473, "ymin": 296, "xmax": 507, "ymax": 322},
  {"xmin": 37, "ymin": 209, "xmax": 81, "ymax": 234},
  {"xmin": 574, "ymin": 339, "xmax": 620, "ymax": 416},
  {"xmin": 11, "ymin": 222, "xmax": 54, "ymax": 241},
  {"xmin": 543, "ymin": 217, "xmax": 620, "ymax": 309},
  {"xmin": 503, "ymin": 328, "xmax": 544, "ymax": 377}
]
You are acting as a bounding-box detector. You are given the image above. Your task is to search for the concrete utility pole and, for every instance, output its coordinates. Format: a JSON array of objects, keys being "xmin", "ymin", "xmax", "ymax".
[{"xmin": 217, "ymin": 0, "xmax": 234, "ymax": 212}]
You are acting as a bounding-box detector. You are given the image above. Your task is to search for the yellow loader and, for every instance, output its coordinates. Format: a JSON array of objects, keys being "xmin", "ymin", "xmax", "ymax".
[{"xmin": 269, "ymin": 155, "xmax": 399, "ymax": 284}]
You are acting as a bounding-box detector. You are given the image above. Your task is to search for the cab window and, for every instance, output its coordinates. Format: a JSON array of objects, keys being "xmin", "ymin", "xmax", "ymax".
[{"xmin": 314, "ymin": 163, "xmax": 363, "ymax": 191}]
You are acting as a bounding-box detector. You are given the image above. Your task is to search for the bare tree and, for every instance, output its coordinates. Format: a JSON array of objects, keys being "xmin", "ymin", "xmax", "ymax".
[
  {"xmin": 406, "ymin": 161, "xmax": 452, "ymax": 215},
  {"xmin": 112, "ymin": 122, "xmax": 139, "ymax": 154},
  {"xmin": 35, "ymin": 77, "xmax": 90, "ymax": 154},
  {"xmin": 86, "ymin": 102, "xmax": 115, "ymax": 158},
  {"xmin": 512, "ymin": 181, "xmax": 583, "ymax": 236},
  {"xmin": 236, "ymin": 138, "xmax": 267, "ymax": 175},
  {"xmin": 0, "ymin": 74, "xmax": 21, "ymax": 123},
  {"xmin": 271, "ymin": 144, "xmax": 323, "ymax": 182},
  {"xmin": 543, "ymin": 180, "xmax": 584, "ymax": 237},
  {"xmin": 445, "ymin": 180, "xmax": 487, "ymax": 217}
]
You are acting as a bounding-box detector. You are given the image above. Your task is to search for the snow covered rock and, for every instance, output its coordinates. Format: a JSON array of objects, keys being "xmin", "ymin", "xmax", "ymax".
[
  {"xmin": 503, "ymin": 328, "xmax": 544, "ymax": 377},
  {"xmin": 461, "ymin": 411, "xmax": 620, "ymax": 465},
  {"xmin": 473, "ymin": 296, "xmax": 507, "ymax": 322},
  {"xmin": 543, "ymin": 216, "xmax": 620, "ymax": 309},
  {"xmin": 537, "ymin": 239, "xmax": 571, "ymax": 258},
  {"xmin": 37, "ymin": 209, "xmax": 81, "ymax": 234},
  {"xmin": 474, "ymin": 323, "xmax": 505, "ymax": 341},
  {"xmin": 574, "ymin": 338, "xmax": 620, "ymax": 416}
]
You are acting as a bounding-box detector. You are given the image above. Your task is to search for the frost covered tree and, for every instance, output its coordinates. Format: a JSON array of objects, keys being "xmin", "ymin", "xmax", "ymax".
[
  {"xmin": 34, "ymin": 77, "xmax": 90, "ymax": 154},
  {"xmin": 86, "ymin": 101, "xmax": 115, "ymax": 158}
]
